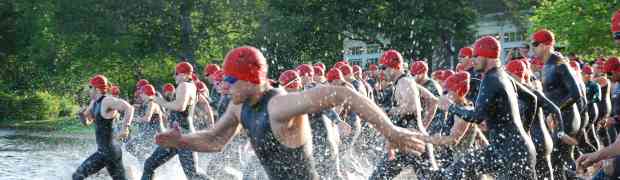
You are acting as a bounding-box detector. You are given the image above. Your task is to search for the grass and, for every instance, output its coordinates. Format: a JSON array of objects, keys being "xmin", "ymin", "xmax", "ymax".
[{"xmin": 0, "ymin": 116, "xmax": 94, "ymax": 134}]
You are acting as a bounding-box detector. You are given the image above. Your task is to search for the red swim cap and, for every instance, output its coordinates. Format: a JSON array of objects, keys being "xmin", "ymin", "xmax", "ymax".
[
  {"xmin": 327, "ymin": 68, "xmax": 344, "ymax": 82},
  {"xmin": 136, "ymin": 79, "xmax": 150, "ymax": 88},
  {"xmin": 314, "ymin": 63, "xmax": 326, "ymax": 71},
  {"xmin": 612, "ymin": 10, "xmax": 620, "ymax": 33},
  {"xmin": 380, "ymin": 50, "xmax": 404, "ymax": 70},
  {"xmin": 212, "ymin": 70, "xmax": 224, "ymax": 82},
  {"xmin": 532, "ymin": 29, "xmax": 555, "ymax": 46},
  {"xmin": 195, "ymin": 81, "xmax": 207, "ymax": 93},
  {"xmin": 296, "ymin": 64, "xmax": 315, "ymax": 77},
  {"xmin": 583, "ymin": 64, "xmax": 593, "ymax": 75},
  {"xmin": 432, "ymin": 70, "xmax": 443, "ymax": 79},
  {"xmin": 352, "ymin": 65, "xmax": 363, "ymax": 77},
  {"xmin": 204, "ymin": 64, "xmax": 221, "ymax": 76},
  {"xmin": 279, "ymin": 70, "xmax": 302, "ymax": 89},
  {"xmin": 444, "ymin": 72, "xmax": 470, "ymax": 98},
  {"xmin": 176, "ymin": 62, "xmax": 194, "ymax": 76},
  {"xmin": 605, "ymin": 57, "xmax": 620, "ymax": 73},
  {"xmin": 338, "ymin": 63, "xmax": 353, "ymax": 76},
  {"xmin": 437, "ymin": 70, "xmax": 455, "ymax": 81},
  {"xmin": 410, "ymin": 61, "xmax": 428, "ymax": 75},
  {"xmin": 506, "ymin": 60, "xmax": 527, "ymax": 82},
  {"xmin": 163, "ymin": 83, "xmax": 175, "ymax": 93},
  {"xmin": 459, "ymin": 47, "xmax": 474, "ymax": 58},
  {"xmin": 191, "ymin": 73, "xmax": 198, "ymax": 81},
  {"xmin": 473, "ymin": 36, "xmax": 501, "ymax": 59},
  {"xmin": 569, "ymin": 61, "xmax": 581, "ymax": 72},
  {"xmin": 223, "ymin": 46, "xmax": 268, "ymax": 85},
  {"xmin": 142, "ymin": 84, "xmax": 156, "ymax": 97},
  {"xmin": 90, "ymin": 75, "xmax": 110, "ymax": 92},
  {"xmin": 314, "ymin": 65, "xmax": 325, "ymax": 76},
  {"xmin": 369, "ymin": 64, "xmax": 378, "ymax": 71},
  {"xmin": 110, "ymin": 85, "xmax": 120, "ymax": 97}
]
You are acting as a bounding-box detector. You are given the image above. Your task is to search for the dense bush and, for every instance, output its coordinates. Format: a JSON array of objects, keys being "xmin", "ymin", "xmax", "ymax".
[
  {"xmin": 0, "ymin": 91, "xmax": 21, "ymax": 121},
  {"xmin": 58, "ymin": 97, "xmax": 79, "ymax": 117},
  {"xmin": 18, "ymin": 91, "xmax": 62, "ymax": 121}
]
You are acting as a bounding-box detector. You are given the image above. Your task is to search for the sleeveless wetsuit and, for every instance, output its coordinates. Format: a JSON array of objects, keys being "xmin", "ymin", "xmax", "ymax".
[
  {"xmin": 240, "ymin": 88, "xmax": 319, "ymax": 180},
  {"xmin": 73, "ymin": 96, "xmax": 127, "ymax": 180},
  {"xmin": 438, "ymin": 68, "xmax": 537, "ymax": 179},
  {"xmin": 582, "ymin": 80, "xmax": 602, "ymax": 153},
  {"xmin": 141, "ymin": 83, "xmax": 209, "ymax": 180}
]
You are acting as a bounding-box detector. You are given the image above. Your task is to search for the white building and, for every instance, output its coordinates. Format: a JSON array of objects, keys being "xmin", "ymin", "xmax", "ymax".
[{"xmin": 342, "ymin": 12, "xmax": 531, "ymax": 68}]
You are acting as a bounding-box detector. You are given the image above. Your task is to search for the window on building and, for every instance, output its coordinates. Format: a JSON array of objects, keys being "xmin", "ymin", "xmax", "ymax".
[
  {"xmin": 367, "ymin": 45, "xmax": 381, "ymax": 54},
  {"xmin": 350, "ymin": 59, "xmax": 362, "ymax": 66},
  {"xmin": 368, "ymin": 58, "xmax": 378, "ymax": 65},
  {"xmin": 351, "ymin": 47, "xmax": 364, "ymax": 55}
]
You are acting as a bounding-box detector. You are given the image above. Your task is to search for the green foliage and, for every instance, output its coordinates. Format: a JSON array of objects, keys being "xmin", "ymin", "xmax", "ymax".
[
  {"xmin": 18, "ymin": 91, "xmax": 62, "ymax": 121},
  {"xmin": 530, "ymin": 0, "xmax": 620, "ymax": 60},
  {"xmin": 58, "ymin": 97, "xmax": 79, "ymax": 117},
  {"xmin": 0, "ymin": 91, "xmax": 21, "ymax": 121}
]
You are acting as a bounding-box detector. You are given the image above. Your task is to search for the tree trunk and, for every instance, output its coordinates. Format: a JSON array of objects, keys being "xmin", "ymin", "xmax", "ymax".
[{"xmin": 179, "ymin": 0, "xmax": 195, "ymax": 65}]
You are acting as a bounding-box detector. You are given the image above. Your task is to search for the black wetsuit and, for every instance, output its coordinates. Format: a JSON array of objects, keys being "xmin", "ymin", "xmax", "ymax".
[
  {"xmin": 542, "ymin": 53, "xmax": 586, "ymax": 179},
  {"xmin": 598, "ymin": 80, "xmax": 613, "ymax": 146},
  {"xmin": 341, "ymin": 81, "xmax": 363, "ymax": 152},
  {"xmin": 73, "ymin": 96, "xmax": 127, "ymax": 180},
  {"xmin": 240, "ymin": 88, "xmax": 318, "ymax": 180},
  {"xmin": 216, "ymin": 94, "xmax": 231, "ymax": 117},
  {"xmin": 141, "ymin": 85, "xmax": 209, "ymax": 180},
  {"xmin": 583, "ymin": 80, "xmax": 602, "ymax": 153},
  {"xmin": 516, "ymin": 81, "xmax": 562, "ymax": 180},
  {"xmin": 370, "ymin": 75, "xmax": 435, "ymax": 180},
  {"xmin": 438, "ymin": 68, "xmax": 537, "ymax": 179}
]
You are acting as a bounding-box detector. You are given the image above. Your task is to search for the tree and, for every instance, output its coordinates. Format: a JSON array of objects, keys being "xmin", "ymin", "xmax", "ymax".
[{"xmin": 530, "ymin": 0, "xmax": 620, "ymax": 60}]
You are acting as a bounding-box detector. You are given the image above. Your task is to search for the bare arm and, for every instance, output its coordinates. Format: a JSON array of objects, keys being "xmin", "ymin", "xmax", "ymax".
[
  {"xmin": 158, "ymin": 103, "xmax": 242, "ymax": 152},
  {"xmin": 102, "ymin": 97, "xmax": 135, "ymax": 127},
  {"xmin": 426, "ymin": 116, "xmax": 470, "ymax": 145},
  {"xmin": 269, "ymin": 85, "xmax": 425, "ymax": 152},
  {"xmin": 157, "ymin": 83, "xmax": 193, "ymax": 112},
  {"xmin": 418, "ymin": 85, "xmax": 439, "ymax": 128}
]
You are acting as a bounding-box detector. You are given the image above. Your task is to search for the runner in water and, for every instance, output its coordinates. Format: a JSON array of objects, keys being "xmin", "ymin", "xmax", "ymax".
[
  {"xmin": 354, "ymin": 65, "xmax": 374, "ymax": 100},
  {"xmin": 409, "ymin": 61, "xmax": 443, "ymax": 129},
  {"xmin": 194, "ymin": 80, "xmax": 215, "ymax": 129},
  {"xmin": 153, "ymin": 46, "xmax": 426, "ymax": 180},
  {"xmin": 204, "ymin": 64, "xmax": 222, "ymax": 109},
  {"xmin": 577, "ymin": 56, "xmax": 620, "ymax": 179},
  {"xmin": 133, "ymin": 79, "xmax": 150, "ymax": 106},
  {"xmin": 457, "ymin": 47, "xmax": 481, "ymax": 103},
  {"xmin": 422, "ymin": 72, "xmax": 487, "ymax": 170},
  {"xmin": 579, "ymin": 63, "xmax": 603, "ymax": 153},
  {"xmin": 73, "ymin": 75, "xmax": 135, "ymax": 180},
  {"xmin": 125, "ymin": 84, "xmax": 165, "ymax": 162},
  {"xmin": 433, "ymin": 36, "xmax": 537, "ymax": 179},
  {"xmin": 281, "ymin": 69, "xmax": 344, "ymax": 179},
  {"xmin": 506, "ymin": 60, "xmax": 574, "ymax": 180},
  {"xmin": 532, "ymin": 29, "xmax": 587, "ymax": 179},
  {"xmin": 370, "ymin": 49, "xmax": 439, "ymax": 180},
  {"xmin": 569, "ymin": 60, "xmax": 599, "ymax": 157},
  {"xmin": 594, "ymin": 58, "xmax": 614, "ymax": 146},
  {"xmin": 141, "ymin": 62, "xmax": 210, "ymax": 180}
]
